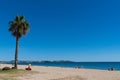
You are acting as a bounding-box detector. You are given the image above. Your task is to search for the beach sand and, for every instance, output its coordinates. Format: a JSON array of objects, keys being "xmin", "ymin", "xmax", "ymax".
[{"xmin": 0, "ymin": 64, "xmax": 120, "ymax": 80}]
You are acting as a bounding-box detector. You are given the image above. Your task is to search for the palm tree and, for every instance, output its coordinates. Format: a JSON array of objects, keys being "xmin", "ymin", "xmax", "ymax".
[{"xmin": 9, "ymin": 16, "xmax": 30, "ymax": 69}]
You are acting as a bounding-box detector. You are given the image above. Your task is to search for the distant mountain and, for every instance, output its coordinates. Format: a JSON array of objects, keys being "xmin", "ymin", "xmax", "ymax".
[{"xmin": 0, "ymin": 60, "xmax": 74, "ymax": 64}]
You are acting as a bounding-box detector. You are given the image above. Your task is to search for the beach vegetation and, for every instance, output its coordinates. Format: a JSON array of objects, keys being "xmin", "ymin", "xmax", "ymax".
[
  {"xmin": 0, "ymin": 69, "xmax": 37, "ymax": 80},
  {"xmin": 2, "ymin": 67, "xmax": 11, "ymax": 70},
  {"xmin": 9, "ymin": 16, "xmax": 30, "ymax": 69}
]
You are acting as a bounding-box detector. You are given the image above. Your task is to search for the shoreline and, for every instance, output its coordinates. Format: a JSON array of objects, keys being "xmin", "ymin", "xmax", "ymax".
[
  {"xmin": 1, "ymin": 63, "xmax": 119, "ymax": 71},
  {"xmin": 2, "ymin": 61, "xmax": 120, "ymax": 71},
  {"xmin": 0, "ymin": 64, "xmax": 120, "ymax": 80}
]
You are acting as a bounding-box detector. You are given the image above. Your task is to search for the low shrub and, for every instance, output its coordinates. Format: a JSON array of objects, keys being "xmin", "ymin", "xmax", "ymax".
[{"xmin": 2, "ymin": 67, "xmax": 11, "ymax": 70}]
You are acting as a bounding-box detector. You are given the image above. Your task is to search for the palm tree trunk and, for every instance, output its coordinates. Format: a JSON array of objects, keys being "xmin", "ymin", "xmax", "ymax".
[{"xmin": 14, "ymin": 36, "xmax": 19, "ymax": 69}]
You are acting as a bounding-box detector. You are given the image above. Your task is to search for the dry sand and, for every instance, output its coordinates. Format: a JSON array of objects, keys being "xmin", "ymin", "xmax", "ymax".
[{"xmin": 0, "ymin": 64, "xmax": 120, "ymax": 80}]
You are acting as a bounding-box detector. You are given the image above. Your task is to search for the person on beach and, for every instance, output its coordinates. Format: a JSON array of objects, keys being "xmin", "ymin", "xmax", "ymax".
[
  {"xmin": 26, "ymin": 64, "xmax": 32, "ymax": 70},
  {"xmin": 110, "ymin": 67, "xmax": 114, "ymax": 71},
  {"xmin": 108, "ymin": 67, "xmax": 115, "ymax": 71}
]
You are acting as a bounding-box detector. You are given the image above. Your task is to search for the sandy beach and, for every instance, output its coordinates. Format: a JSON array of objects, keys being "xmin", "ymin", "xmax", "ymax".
[{"xmin": 0, "ymin": 64, "xmax": 120, "ymax": 80}]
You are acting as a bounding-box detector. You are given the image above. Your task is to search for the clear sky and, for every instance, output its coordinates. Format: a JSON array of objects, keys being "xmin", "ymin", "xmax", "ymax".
[{"xmin": 0, "ymin": 0, "xmax": 120, "ymax": 61}]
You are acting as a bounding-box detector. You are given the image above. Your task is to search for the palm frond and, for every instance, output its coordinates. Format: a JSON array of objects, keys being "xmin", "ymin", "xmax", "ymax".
[
  {"xmin": 9, "ymin": 15, "xmax": 30, "ymax": 38},
  {"xmin": 15, "ymin": 16, "xmax": 19, "ymax": 22},
  {"xmin": 20, "ymin": 16, "xmax": 24, "ymax": 21}
]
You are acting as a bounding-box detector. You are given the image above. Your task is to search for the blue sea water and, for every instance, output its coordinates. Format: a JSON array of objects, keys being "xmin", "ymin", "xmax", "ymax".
[{"xmin": 15, "ymin": 62, "xmax": 120, "ymax": 70}]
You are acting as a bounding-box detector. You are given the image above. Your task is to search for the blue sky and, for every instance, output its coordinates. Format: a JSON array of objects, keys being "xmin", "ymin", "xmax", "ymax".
[{"xmin": 0, "ymin": 0, "xmax": 120, "ymax": 61}]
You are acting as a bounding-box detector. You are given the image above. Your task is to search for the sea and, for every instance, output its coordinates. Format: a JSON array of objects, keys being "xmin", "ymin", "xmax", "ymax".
[{"xmin": 6, "ymin": 62, "xmax": 120, "ymax": 70}]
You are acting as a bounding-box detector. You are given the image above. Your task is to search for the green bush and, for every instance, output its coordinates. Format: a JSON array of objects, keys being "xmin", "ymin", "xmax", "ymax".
[{"xmin": 2, "ymin": 67, "xmax": 11, "ymax": 70}]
